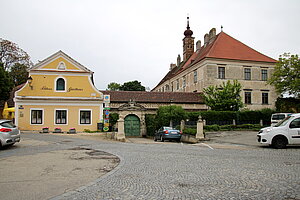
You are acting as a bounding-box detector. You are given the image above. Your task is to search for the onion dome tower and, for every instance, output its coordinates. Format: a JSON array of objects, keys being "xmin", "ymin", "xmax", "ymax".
[{"xmin": 183, "ymin": 16, "xmax": 195, "ymax": 61}]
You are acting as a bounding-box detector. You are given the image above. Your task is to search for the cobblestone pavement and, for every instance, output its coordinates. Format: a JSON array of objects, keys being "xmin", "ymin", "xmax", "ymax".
[{"xmin": 2, "ymin": 132, "xmax": 299, "ymax": 200}]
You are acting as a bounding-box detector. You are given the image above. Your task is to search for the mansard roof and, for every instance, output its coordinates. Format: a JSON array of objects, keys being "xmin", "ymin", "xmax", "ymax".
[
  {"xmin": 101, "ymin": 91, "xmax": 204, "ymax": 104},
  {"xmin": 153, "ymin": 31, "xmax": 277, "ymax": 90}
]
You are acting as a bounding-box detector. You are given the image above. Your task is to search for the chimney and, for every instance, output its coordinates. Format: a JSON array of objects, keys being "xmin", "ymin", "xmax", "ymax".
[
  {"xmin": 169, "ymin": 63, "xmax": 176, "ymax": 71},
  {"xmin": 196, "ymin": 40, "xmax": 201, "ymax": 52},
  {"xmin": 204, "ymin": 33, "xmax": 209, "ymax": 46},
  {"xmin": 209, "ymin": 28, "xmax": 216, "ymax": 43},
  {"xmin": 177, "ymin": 54, "xmax": 181, "ymax": 67}
]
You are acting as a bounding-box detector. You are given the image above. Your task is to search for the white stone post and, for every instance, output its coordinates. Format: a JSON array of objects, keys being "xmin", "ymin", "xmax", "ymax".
[
  {"xmin": 180, "ymin": 120, "xmax": 185, "ymax": 132},
  {"xmin": 116, "ymin": 118, "xmax": 126, "ymax": 141},
  {"xmin": 196, "ymin": 115, "xmax": 205, "ymax": 139}
]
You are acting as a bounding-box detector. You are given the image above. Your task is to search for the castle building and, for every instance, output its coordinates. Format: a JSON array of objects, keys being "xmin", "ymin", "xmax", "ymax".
[{"xmin": 152, "ymin": 18, "xmax": 278, "ymax": 110}]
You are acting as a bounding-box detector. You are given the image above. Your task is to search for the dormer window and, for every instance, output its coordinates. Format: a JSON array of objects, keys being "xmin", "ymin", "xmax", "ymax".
[
  {"xmin": 57, "ymin": 61, "xmax": 66, "ymax": 70},
  {"xmin": 56, "ymin": 78, "xmax": 66, "ymax": 91}
]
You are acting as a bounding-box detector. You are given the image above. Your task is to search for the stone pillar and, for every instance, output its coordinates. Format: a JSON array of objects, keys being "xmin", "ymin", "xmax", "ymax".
[
  {"xmin": 141, "ymin": 114, "xmax": 146, "ymax": 137},
  {"xmin": 260, "ymin": 119, "xmax": 263, "ymax": 127},
  {"xmin": 116, "ymin": 117, "xmax": 126, "ymax": 141},
  {"xmin": 196, "ymin": 116, "xmax": 205, "ymax": 139},
  {"xmin": 180, "ymin": 120, "xmax": 185, "ymax": 132},
  {"xmin": 169, "ymin": 120, "xmax": 173, "ymax": 128},
  {"xmin": 233, "ymin": 119, "xmax": 236, "ymax": 126}
]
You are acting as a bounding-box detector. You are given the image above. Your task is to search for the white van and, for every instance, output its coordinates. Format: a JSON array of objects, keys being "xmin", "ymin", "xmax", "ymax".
[
  {"xmin": 271, "ymin": 113, "xmax": 292, "ymax": 126},
  {"xmin": 258, "ymin": 113, "xmax": 300, "ymax": 148}
]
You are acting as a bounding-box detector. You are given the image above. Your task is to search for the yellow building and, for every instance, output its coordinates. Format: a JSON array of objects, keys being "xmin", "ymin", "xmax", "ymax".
[{"xmin": 15, "ymin": 51, "xmax": 103, "ymax": 132}]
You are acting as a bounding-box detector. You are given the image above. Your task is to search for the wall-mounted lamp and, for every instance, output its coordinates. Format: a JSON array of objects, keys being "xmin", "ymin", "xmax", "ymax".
[{"xmin": 28, "ymin": 76, "xmax": 33, "ymax": 89}]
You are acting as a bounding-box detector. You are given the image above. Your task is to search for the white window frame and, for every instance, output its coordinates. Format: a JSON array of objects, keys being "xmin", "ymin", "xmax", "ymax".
[
  {"xmin": 54, "ymin": 76, "xmax": 67, "ymax": 92},
  {"xmin": 54, "ymin": 109, "xmax": 68, "ymax": 125},
  {"xmin": 30, "ymin": 108, "xmax": 44, "ymax": 125},
  {"xmin": 79, "ymin": 109, "xmax": 92, "ymax": 125},
  {"xmin": 194, "ymin": 70, "xmax": 198, "ymax": 83}
]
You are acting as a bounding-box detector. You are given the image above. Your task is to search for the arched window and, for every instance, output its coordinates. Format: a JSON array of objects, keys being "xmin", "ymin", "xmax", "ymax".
[{"xmin": 56, "ymin": 78, "xmax": 65, "ymax": 91}]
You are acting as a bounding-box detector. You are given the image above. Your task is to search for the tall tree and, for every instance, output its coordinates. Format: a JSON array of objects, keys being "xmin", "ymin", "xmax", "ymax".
[
  {"xmin": 120, "ymin": 80, "xmax": 145, "ymax": 91},
  {"xmin": 107, "ymin": 82, "xmax": 121, "ymax": 91},
  {"xmin": 203, "ymin": 80, "xmax": 243, "ymax": 111},
  {"xmin": 156, "ymin": 105, "xmax": 187, "ymax": 127},
  {"xmin": 268, "ymin": 53, "xmax": 300, "ymax": 98},
  {"xmin": 0, "ymin": 63, "xmax": 14, "ymax": 101},
  {"xmin": 0, "ymin": 38, "xmax": 32, "ymax": 71},
  {"xmin": 10, "ymin": 63, "xmax": 29, "ymax": 86}
]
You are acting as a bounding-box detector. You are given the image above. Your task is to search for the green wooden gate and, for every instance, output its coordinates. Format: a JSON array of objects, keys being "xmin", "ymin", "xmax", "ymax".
[{"xmin": 124, "ymin": 115, "xmax": 140, "ymax": 136}]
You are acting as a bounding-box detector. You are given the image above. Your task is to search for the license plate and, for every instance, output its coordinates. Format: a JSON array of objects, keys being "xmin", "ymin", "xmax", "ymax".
[{"xmin": 171, "ymin": 132, "xmax": 177, "ymax": 134}]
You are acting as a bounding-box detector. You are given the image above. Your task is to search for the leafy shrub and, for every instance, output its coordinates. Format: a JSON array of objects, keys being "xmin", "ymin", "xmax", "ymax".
[
  {"xmin": 109, "ymin": 113, "xmax": 119, "ymax": 126},
  {"xmin": 145, "ymin": 114, "xmax": 157, "ymax": 136},
  {"xmin": 204, "ymin": 125, "xmax": 220, "ymax": 131},
  {"xmin": 183, "ymin": 128, "xmax": 197, "ymax": 135}
]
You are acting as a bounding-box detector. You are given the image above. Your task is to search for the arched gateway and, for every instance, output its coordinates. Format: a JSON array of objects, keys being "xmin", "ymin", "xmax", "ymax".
[{"xmin": 124, "ymin": 114, "xmax": 140, "ymax": 136}]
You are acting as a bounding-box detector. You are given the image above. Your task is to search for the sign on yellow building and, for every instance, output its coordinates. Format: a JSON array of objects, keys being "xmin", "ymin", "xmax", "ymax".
[{"xmin": 15, "ymin": 51, "xmax": 104, "ymax": 132}]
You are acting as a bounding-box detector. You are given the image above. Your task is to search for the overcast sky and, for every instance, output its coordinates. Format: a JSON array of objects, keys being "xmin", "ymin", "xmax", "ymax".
[{"xmin": 1, "ymin": 0, "xmax": 299, "ymax": 90}]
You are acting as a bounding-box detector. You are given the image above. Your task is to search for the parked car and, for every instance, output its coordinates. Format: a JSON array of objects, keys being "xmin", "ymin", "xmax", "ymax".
[
  {"xmin": 257, "ymin": 113, "xmax": 300, "ymax": 148},
  {"xmin": 154, "ymin": 126, "xmax": 182, "ymax": 142},
  {"xmin": 271, "ymin": 113, "xmax": 292, "ymax": 126},
  {"xmin": 0, "ymin": 119, "xmax": 20, "ymax": 148}
]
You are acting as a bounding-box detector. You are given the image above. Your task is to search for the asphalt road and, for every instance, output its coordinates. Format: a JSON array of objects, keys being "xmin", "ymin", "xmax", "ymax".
[{"xmin": 1, "ymin": 132, "xmax": 300, "ymax": 200}]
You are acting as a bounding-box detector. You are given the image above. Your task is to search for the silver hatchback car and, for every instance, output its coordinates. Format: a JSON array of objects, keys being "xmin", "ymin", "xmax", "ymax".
[{"xmin": 0, "ymin": 119, "xmax": 20, "ymax": 148}]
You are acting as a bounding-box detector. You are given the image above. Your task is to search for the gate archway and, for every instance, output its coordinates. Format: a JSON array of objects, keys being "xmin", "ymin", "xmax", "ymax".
[{"xmin": 124, "ymin": 114, "xmax": 140, "ymax": 136}]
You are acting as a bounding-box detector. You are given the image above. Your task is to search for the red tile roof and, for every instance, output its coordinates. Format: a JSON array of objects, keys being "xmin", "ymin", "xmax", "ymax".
[
  {"xmin": 202, "ymin": 32, "xmax": 276, "ymax": 63},
  {"xmin": 153, "ymin": 31, "xmax": 277, "ymax": 90},
  {"xmin": 101, "ymin": 91, "xmax": 204, "ymax": 104}
]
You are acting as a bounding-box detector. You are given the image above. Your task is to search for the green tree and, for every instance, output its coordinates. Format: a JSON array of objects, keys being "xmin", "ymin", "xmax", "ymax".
[
  {"xmin": 0, "ymin": 63, "xmax": 14, "ymax": 101},
  {"xmin": 107, "ymin": 82, "xmax": 121, "ymax": 91},
  {"xmin": 203, "ymin": 80, "xmax": 243, "ymax": 111},
  {"xmin": 0, "ymin": 38, "xmax": 32, "ymax": 71},
  {"xmin": 120, "ymin": 80, "xmax": 145, "ymax": 91},
  {"xmin": 9, "ymin": 63, "xmax": 29, "ymax": 86},
  {"xmin": 156, "ymin": 105, "xmax": 187, "ymax": 127},
  {"xmin": 268, "ymin": 53, "xmax": 300, "ymax": 98}
]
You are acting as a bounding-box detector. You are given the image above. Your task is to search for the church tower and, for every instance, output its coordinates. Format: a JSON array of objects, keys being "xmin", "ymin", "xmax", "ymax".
[{"xmin": 183, "ymin": 16, "xmax": 194, "ymax": 61}]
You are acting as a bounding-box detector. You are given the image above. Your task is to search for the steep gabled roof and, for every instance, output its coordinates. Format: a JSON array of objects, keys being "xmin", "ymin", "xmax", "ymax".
[
  {"xmin": 153, "ymin": 31, "xmax": 277, "ymax": 90},
  {"xmin": 200, "ymin": 31, "xmax": 277, "ymax": 63},
  {"xmin": 31, "ymin": 50, "xmax": 93, "ymax": 73}
]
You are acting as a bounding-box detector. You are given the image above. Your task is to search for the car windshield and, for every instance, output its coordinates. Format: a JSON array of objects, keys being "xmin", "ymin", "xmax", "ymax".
[
  {"xmin": 274, "ymin": 116, "xmax": 293, "ymax": 127},
  {"xmin": 0, "ymin": 121, "xmax": 16, "ymax": 128}
]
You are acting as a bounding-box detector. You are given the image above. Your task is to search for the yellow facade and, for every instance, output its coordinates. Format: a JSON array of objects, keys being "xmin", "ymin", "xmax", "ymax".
[{"xmin": 15, "ymin": 51, "xmax": 103, "ymax": 132}]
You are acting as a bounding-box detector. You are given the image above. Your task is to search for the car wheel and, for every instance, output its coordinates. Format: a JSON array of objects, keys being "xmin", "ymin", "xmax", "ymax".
[
  {"xmin": 160, "ymin": 135, "xmax": 164, "ymax": 142},
  {"xmin": 154, "ymin": 136, "xmax": 157, "ymax": 142},
  {"xmin": 272, "ymin": 136, "xmax": 287, "ymax": 149}
]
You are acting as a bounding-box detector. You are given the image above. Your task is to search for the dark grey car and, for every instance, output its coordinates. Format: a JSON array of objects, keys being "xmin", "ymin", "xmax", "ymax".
[
  {"xmin": 0, "ymin": 119, "xmax": 20, "ymax": 147},
  {"xmin": 154, "ymin": 126, "xmax": 182, "ymax": 142}
]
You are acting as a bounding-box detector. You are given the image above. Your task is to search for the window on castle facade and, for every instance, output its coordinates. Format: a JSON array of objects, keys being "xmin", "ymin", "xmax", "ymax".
[
  {"xmin": 262, "ymin": 93, "xmax": 268, "ymax": 104},
  {"xmin": 218, "ymin": 67, "xmax": 225, "ymax": 79},
  {"xmin": 176, "ymin": 79, "xmax": 179, "ymax": 90},
  {"xmin": 183, "ymin": 77, "xmax": 186, "ymax": 88},
  {"xmin": 261, "ymin": 69, "xmax": 268, "ymax": 81},
  {"xmin": 194, "ymin": 71, "xmax": 197, "ymax": 83},
  {"xmin": 244, "ymin": 68, "xmax": 251, "ymax": 80},
  {"xmin": 245, "ymin": 92, "xmax": 252, "ymax": 104}
]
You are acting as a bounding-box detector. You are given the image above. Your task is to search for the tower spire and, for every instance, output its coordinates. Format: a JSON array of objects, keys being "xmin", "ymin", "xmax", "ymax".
[{"xmin": 187, "ymin": 14, "xmax": 190, "ymax": 29}]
